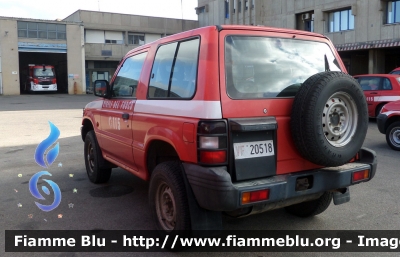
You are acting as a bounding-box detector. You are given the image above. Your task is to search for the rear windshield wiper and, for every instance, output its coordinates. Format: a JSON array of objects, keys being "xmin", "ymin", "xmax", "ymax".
[{"xmin": 324, "ymin": 54, "xmax": 330, "ymax": 72}]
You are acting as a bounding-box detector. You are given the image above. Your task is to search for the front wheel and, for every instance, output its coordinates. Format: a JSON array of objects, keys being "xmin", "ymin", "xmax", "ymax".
[
  {"xmin": 149, "ymin": 161, "xmax": 191, "ymax": 231},
  {"xmin": 386, "ymin": 121, "xmax": 400, "ymax": 151},
  {"xmin": 84, "ymin": 131, "xmax": 112, "ymax": 183}
]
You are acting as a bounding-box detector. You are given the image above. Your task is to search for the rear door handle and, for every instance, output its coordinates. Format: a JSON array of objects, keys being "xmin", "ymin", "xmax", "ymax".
[{"xmin": 122, "ymin": 113, "xmax": 129, "ymax": 120}]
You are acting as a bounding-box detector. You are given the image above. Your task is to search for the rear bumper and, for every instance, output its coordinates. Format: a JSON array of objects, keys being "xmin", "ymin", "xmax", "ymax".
[
  {"xmin": 377, "ymin": 113, "xmax": 388, "ymax": 134},
  {"xmin": 183, "ymin": 147, "xmax": 377, "ymax": 212}
]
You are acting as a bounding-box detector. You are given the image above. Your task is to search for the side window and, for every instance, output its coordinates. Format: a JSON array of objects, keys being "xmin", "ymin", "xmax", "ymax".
[
  {"xmin": 148, "ymin": 38, "xmax": 199, "ymax": 99},
  {"xmin": 148, "ymin": 43, "xmax": 177, "ymax": 98},
  {"xmin": 359, "ymin": 77, "xmax": 381, "ymax": 91},
  {"xmin": 382, "ymin": 78, "xmax": 393, "ymax": 90},
  {"xmin": 112, "ymin": 52, "xmax": 147, "ymax": 98}
]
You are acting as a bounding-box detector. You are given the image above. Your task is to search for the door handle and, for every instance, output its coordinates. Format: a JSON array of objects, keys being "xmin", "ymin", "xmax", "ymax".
[
  {"xmin": 370, "ymin": 92, "xmax": 378, "ymax": 95},
  {"xmin": 122, "ymin": 113, "xmax": 129, "ymax": 120}
]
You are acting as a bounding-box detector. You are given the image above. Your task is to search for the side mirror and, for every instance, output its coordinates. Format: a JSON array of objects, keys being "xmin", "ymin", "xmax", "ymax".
[{"xmin": 94, "ymin": 80, "xmax": 110, "ymax": 98}]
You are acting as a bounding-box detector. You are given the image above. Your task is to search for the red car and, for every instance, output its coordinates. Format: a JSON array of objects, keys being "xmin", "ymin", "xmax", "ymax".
[
  {"xmin": 389, "ymin": 67, "xmax": 400, "ymax": 75},
  {"xmin": 377, "ymin": 100, "xmax": 400, "ymax": 150},
  {"xmin": 354, "ymin": 74, "xmax": 400, "ymax": 117}
]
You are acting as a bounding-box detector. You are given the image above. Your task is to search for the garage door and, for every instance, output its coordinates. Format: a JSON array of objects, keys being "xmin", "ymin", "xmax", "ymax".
[{"xmin": 18, "ymin": 42, "xmax": 67, "ymax": 53}]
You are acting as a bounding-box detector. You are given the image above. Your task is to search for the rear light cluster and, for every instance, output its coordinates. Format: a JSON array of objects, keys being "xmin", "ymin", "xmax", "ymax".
[
  {"xmin": 197, "ymin": 121, "xmax": 228, "ymax": 164},
  {"xmin": 242, "ymin": 189, "xmax": 270, "ymax": 204},
  {"xmin": 352, "ymin": 169, "xmax": 369, "ymax": 183}
]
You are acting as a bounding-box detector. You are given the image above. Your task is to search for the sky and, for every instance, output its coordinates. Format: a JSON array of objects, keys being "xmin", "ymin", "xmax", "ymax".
[{"xmin": 0, "ymin": 0, "xmax": 198, "ymax": 21}]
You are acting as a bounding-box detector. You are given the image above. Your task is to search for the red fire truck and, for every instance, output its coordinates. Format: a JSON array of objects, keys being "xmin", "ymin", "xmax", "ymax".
[{"xmin": 24, "ymin": 64, "xmax": 57, "ymax": 92}]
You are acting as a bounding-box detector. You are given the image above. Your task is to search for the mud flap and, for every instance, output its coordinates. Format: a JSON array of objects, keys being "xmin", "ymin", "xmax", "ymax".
[
  {"xmin": 180, "ymin": 169, "xmax": 222, "ymax": 231},
  {"xmin": 333, "ymin": 187, "xmax": 350, "ymax": 205}
]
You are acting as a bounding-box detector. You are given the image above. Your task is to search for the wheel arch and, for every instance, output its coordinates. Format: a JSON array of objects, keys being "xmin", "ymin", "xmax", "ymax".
[
  {"xmin": 385, "ymin": 115, "xmax": 400, "ymax": 133},
  {"xmin": 375, "ymin": 102, "xmax": 387, "ymax": 117},
  {"xmin": 145, "ymin": 138, "xmax": 181, "ymax": 177},
  {"xmin": 81, "ymin": 118, "xmax": 94, "ymax": 142}
]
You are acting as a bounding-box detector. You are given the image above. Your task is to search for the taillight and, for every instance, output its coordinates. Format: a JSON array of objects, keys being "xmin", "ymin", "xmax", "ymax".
[
  {"xmin": 52, "ymin": 78, "xmax": 56, "ymax": 84},
  {"xmin": 352, "ymin": 169, "xmax": 369, "ymax": 183},
  {"xmin": 199, "ymin": 150, "xmax": 226, "ymax": 163},
  {"xmin": 33, "ymin": 78, "xmax": 39, "ymax": 84},
  {"xmin": 198, "ymin": 120, "xmax": 228, "ymax": 165},
  {"xmin": 242, "ymin": 189, "xmax": 270, "ymax": 204}
]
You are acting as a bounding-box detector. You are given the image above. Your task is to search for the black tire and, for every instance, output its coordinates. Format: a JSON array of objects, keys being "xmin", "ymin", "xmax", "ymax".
[
  {"xmin": 149, "ymin": 161, "xmax": 191, "ymax": 231},
  {"xmin": 386, "ymin": 121, "xmax": 400, "ymax": 151},
  {"xmin": 291, "ymin": 71, "xmax": 368, "ymax": 167},
  {"xmin": 84, "ymin": 131, "xmax": 112, "ymax": 183},
  {"xmin": 285, "ymin": 192, "xmax": 333, "ymax": 217}
]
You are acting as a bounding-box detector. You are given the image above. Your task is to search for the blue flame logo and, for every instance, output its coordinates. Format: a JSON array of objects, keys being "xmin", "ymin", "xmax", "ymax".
[
  {"xmin": 34, "ymin": 121, "xmax": 60, "ymax": 168},
  {"xmin": 29, "ymin": 121, "xmax": 62, "ymax": 212},
  {"xmin": 29, "ymin": 171, "xmax": 61, "ymax": 212}
]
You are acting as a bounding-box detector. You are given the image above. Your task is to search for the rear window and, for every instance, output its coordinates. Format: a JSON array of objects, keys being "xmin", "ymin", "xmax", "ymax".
[
  {"xmin": 225, "ymin": 36, "xmax": 342, "ymax": 99},
  {"xmin": 34, "ymin": 68, "xmax": 54, "ymax": 77}
]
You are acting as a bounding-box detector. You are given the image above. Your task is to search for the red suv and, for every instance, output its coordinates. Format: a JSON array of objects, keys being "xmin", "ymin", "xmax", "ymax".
[{"xmin": 81, "ymin": 25, "xmax": 377, "ymax": 231}]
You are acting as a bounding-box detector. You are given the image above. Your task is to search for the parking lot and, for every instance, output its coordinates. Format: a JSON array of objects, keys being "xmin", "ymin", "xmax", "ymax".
[{"xmin": 1, "ymin": 94, "xmax": 400, "ymax": 257}]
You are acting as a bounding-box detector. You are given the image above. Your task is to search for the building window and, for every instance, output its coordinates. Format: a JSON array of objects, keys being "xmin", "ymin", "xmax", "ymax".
[
  {"xmin": 17, "ymin": 22, "xmax": 66, "ymax": 40},
  {"xmin": 239, "ymin": 1, "xmax": 242, "ymax": 12},
  {"xmin": 387, "ymin": 1, "xmax": 400, "ymax": 24},
  {"xmin": 128, "ymin": 34, "xmax": 145, "ymax": 45},
  {"xmin": 252, "ymin": 0, "xmax": 254, "ymax": 9},
  {"xmin": 105, "ymin": 31, "xmax": 123, "ymax": 44},
  {"xmin": 93, "ymin": 61, "xmax": 119, "ymax": 69},
  {"xmin": 298, "ymin": 13, "xmax": 314, "ymax": 32},
  {"xmin": 245, "ymin": 0, "xmax": 248, "ymax": 10},
  {"xmin": 328, "ymin": 9, "xmax": 354, "ymax": 32},
  {"xmin": 225, "ymin": 0, "xmax": 229, "ymax": 18}
]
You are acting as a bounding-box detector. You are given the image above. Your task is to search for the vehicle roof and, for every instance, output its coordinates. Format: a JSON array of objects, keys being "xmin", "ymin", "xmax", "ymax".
[
  {"xmin": 391, "ymin": 67, "xmax": 400, "ymax": 71},
  {"xmin": 354, "ymin": 74, "xmax": 400, "ymax": 78},
  {"xmin": 126, "ymin": 25, "xmax": 328, "ymax": 55}
]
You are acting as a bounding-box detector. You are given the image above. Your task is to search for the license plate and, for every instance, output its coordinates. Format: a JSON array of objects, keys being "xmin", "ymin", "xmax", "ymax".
[{"xmin": 234, "ymin": 140, "xmax": 274, "ymax": 160}]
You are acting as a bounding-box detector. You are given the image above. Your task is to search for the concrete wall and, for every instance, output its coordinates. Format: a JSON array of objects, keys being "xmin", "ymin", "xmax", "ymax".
[
  {"xmin": 64, "ymin": 10, "xmax": 198, "ymax": 35},
  {"xmin": 66, "ymin": 24, "xmax": 85, "ymax": 94},
  {"xmin": 65, "ymin": 10, "xmax": 198, "ymax": 63},
  {"xmin": 0, "ymin": 19, "xmax": 20, "ymax": 95},
  {"xmin": 197, "ymin": 0, "xmax": 400, "ymax": 45},
  {"xmin": 198, "ymin": 0, "xmax": 256, "ymax": 26}
]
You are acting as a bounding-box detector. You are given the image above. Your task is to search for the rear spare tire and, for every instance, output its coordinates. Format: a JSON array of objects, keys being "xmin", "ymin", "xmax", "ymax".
[{"xmin": 291, "ymin": 71, "xmax": 368, "ymax": 167}]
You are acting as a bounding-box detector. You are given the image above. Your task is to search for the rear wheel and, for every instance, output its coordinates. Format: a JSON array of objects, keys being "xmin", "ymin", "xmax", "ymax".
[
  {"xmin": 149, "ymin": 161, "xmax": 191, "ymax": 231},
  {"xmin": 84, "ymin": 131, "xmax": 112, "ymax": 183},
  {"xmin": 386, "ymin": 121, "xmax": 400, "ymax": 151},
  {"xmin": 285, "ymin": 192, "xmax": 333, "ymax": 217}
]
